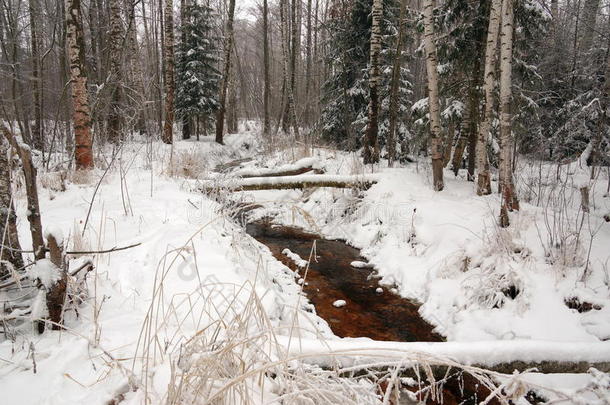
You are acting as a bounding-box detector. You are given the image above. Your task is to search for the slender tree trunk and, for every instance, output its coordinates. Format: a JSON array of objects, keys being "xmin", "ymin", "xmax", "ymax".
[
  {"xmin": 227, "ymin": 64, "xmax": 238, "ymax": 133},
  {"xmin": 304, "ymin": 0, "xmax": 312, "ymax": 127},
  {"xmin": 289, "ymin": 0, "xmax": 300, "ymax": 138},
  {"xmin": 108, "ymin": 0, "xmax": 124, "ymax": 144},
  {"xmin": 279, "ymin": 0, "xmax": 291, "ymax": 134},
  {"xmin": 127, "ymin": 0, "xmax": 147, "ymax": 135},
  {"xmin": 1, "ymin": 124, "xmax": 45, "ymax": 261},
  {"xmin": 215, "ymin": 0, "xmax": 236, "ymax": 144},
  {"xmin": 477, "ymin": 0, "xmax": 502, "ymax": 195},
  {"xmin": 363, "ymin": 0, "xmax": 383, "ymax": 165},
  {"xmin": 498, "ymin": 0, "xmax": 518, "ymax": 227},
  {"xmin": 262, "ymin": 0, "xmax": 271, "ymax": 137},
  {"xmin": 422, "ymin": 0, "xmax": 444, "ymax": 190},
  {"xmin": 162, "ymin": 0, "xmax": 175, "ymax": 144},
  {"xmin": 451, "ymin": 97, "xmax": 471, "ymax": 175},
  {"xmin": 588, "ymin": 37, "xmax": 610, "ymax": 170},
  {"xmin": 29, "ymin": 0, "xmax": 43, "ymax": 152},
  {"xmin": 387, "ymin": 0, "xmax": 408, "ymax": 167},
  {"xmin": 579, "ymin": 0, "xmax": 600, "ymax": 53},
  {"xmin": 0, "ymin": 139, "xmax": 23, "ymax": 271},
  {"xmin": 180, "ymin": 0, "xmax": 191, "ymax": 140},
  {"xmin": 65, "ymin": 0, "xmax": 93, "ymax": 169}
]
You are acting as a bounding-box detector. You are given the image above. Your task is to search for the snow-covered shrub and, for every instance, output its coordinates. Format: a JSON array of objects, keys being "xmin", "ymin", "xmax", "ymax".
[
  {"xmin": 166, "ymin": 148, "xmax": 208, "ymax": 179},
  {"xmin": 39, "ymin": 171, "xmax": 67, "ymax": 193}
]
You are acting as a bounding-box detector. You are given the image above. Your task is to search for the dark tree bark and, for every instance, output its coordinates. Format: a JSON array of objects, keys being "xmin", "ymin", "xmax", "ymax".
[
  {"xmin": 28, "ymin": 0, "xmax": 43, "ymax": 152},
  {"xmin": 1, "ymin": 124, "xmax": 45, "ymax": 261},
  {"xmin": 215, "ymin": 0, "xmax": 237, "ymax": 144},
  {"xmin": 162, "ymin": 0, "xmax": 175, "ymax": 144},
  {"xmin": 107, "ymin": 0, "xmax": 124, "ymax": 144},
  {"xmin": 262, "ymin": 0, "xmax": 271, "ymax": 136}
]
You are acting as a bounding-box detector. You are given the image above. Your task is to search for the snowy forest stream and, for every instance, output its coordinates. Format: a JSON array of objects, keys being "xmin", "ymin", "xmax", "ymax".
[{"xmin": 245, "ymin": 220, "xmax": 510, "ymax": 405}]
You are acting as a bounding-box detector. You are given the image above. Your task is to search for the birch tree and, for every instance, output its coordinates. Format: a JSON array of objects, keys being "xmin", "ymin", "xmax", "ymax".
[
  {"xmin": 498, "ymin": 0, "xmax": 518, "ymax": 227},
  {"xmin": 65, "ymin": 0, "xmax": 93, "ymax": 169},
  {"xmin": 215, "ymin": 0, "xmax": 236, "ymax": 144},
  {"xmin": 422, "ymin": 0, "xmax": 444, "ymax": 190},
  {"xmin": 387, "ymin": 0, "xmax": 408, "ymax": 166},
  {"xmin": 476, "ymin": 0, "xmax": 502, "ymax": 196},
  {"xmin": 162, "ymin": 0, "xmax": 175, "ymax": 144},
  {"xmin": 363, "ymin": 0, "xmax": 383, "ymax": 164},
  {"xmin": 0, "ymin": 139, "xmax": 23, "ymax": 271}
]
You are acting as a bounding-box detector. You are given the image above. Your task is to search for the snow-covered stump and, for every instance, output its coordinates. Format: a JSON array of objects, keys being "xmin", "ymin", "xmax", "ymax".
[{"xmin": 30, "ymin": 231, "xmax": 67, "ymax": 333}]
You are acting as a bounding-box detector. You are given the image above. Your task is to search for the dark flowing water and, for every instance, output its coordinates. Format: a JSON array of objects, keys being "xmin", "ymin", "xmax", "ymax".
[{"xmin": 247, "ymin": 221, "xmax": 503, "ymax": 405}]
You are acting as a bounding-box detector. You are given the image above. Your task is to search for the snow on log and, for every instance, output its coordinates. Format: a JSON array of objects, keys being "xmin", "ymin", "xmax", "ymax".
[
  {"xmin": 234, "ymin": 157, "xmax": 325, "ymax": 178},
  {"xmin": 277, "ymin": 337, "xmax": 610, "ymax": 374},
  {"xmin": 201, "ymin": 174, "xmax": 379, "ymax": 192}
]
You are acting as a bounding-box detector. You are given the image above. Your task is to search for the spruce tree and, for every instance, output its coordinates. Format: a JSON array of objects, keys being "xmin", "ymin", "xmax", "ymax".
[{"xmin": 175, "ymin": 2, "xmax": 221, "ymax": 139}]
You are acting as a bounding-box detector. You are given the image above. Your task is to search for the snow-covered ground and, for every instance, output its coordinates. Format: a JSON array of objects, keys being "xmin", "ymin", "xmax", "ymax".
[{"xmin": 1, "ymin": 128, "xmax": 609, "ymax": 404}]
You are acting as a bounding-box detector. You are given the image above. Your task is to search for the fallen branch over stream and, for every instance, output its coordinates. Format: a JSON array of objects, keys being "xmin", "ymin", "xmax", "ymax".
[
  {"xmin": 233, "ymin": 157, "xmax": 325, "ymax": 178},
  {"xmin": 202, "ymin": 174, "xmax": 379, "ymax": 192},
  {"xmin": 278, "ymin": 337, "xmax": 610, "ymax": 374}
]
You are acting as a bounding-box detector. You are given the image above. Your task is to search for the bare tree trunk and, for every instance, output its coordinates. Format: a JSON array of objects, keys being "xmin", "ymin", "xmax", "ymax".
[
  {"xmin": 279, "ymin": 0, "xmax": 291, "ymax": 134},
  {"xmin": 422, "ymin": 0, "xmax": 444, "ymax": 190},
  {"xmin": 108, "ymin": 0, "xmax": 124, "ymax": 144},
  {"xmin": 65, "ymin": 0, "xmax": 94, "ymax": 169},
  {"xmin": 477, "ymin": 0, "xmax": 502, "ymax": 195},
  {"xmin": 262, "ymin": 0, "xmax": 271, "ymax": 137},
  {"xmin": 215, "ymin": 0, "xmax": 236, "ymax": 145},
  {"xmin": 28, "ymin": 0, "xmax": 43, "ymax": 152},
  {"xmin": 227, "ymin": 64, "xmax": 238, "ymax": 133},
  {"xmin": 180, "ymin": 0, "xmax": 191, "ymax": 140},
  {"xmin": 363, "ymin": 0, "xmax": 383, "ymax": 165},
  {"xmin": 387, "ymin": 0, "xmax": 408, "ymax": 167},
  {"xmin": 289, "ymin": 0, "xmax": 300, "ymax": 138},
  {"xmin": 304, "ymin": 0, "xmax": 312, "ymax": 127},
  {"xmin": 0, "ymin": 139, "xmax": 23, "ymax": 271},
  {"xmin": 1, "ymin": 124, "xmax": 45, "ymax": 260},
  {"xmin": 127, "ymin": 0, "xmax": 147, "ymax": 135},
  {"xmin": 162, "ymin": 0, "xmax": 175, "ymax": 144},
  {"xmin": 579, "ymin": 0, "xmax": 600, "ymax": 53},
  {"xmin": 498, "ymin": 0, "xmax": 518, "ymax": 227}
]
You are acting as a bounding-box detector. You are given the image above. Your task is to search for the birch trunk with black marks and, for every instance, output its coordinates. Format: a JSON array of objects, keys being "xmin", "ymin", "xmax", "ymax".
[
  {"xmin": 477, "ymin": 0, "xmax": 501, "ymax": 195},
  {"xmin": 65, "ymin": 0, "xmax": 93, "ymax": 169},
  {"xmin": 387, "ymin": 0, "xmax": 408, "ymax": 167},
  {"xmin": 498, "ymin": 0, "xmax": 518, "ymax": 227},
  {"xmin": 162, "ymin": 0, "xmax": 175, "ymax": 144},
  {"xmin": 107, "ymin": 0, "xmax": 124, "ymax": 144},
  {"xmin": 422, "ymin": 0, "xmax": 444, "ymax": 190},
  {"xmin": 215, "ymin": 0, "xmax": 236, "ymax": 144},
  {"xmin": 0, "ymin": 139, "xmax": 23, "ymax": 272},
  {"xmin": 363, "ymin": 0, "xmax": 383, "ymax": 165}
]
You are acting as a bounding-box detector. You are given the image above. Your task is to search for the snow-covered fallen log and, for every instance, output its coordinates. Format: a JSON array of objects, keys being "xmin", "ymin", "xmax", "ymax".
[
  {"xmin": 202, "ymin": 174, "xmax": 379, "ymax": 192},
  {"xmin": 277, "ymin": 337, "xmax": 610, "ymax": 374},
  {"xmin": 233, "ymin": 157, "xmax": 324, "ymax": 178}
]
